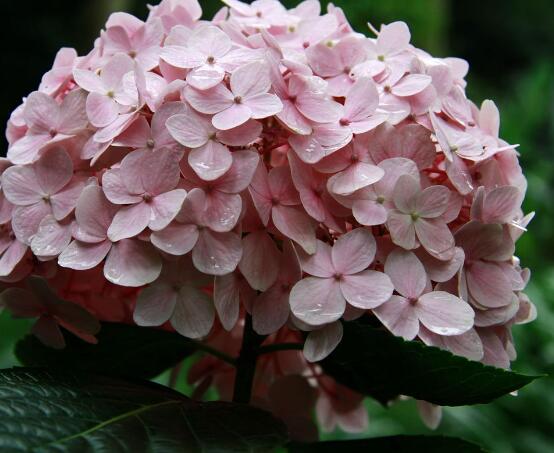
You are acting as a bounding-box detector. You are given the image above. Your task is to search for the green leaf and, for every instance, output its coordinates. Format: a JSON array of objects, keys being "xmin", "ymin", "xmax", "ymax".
[
  {"xmin": 15, "ymin": 323, "xmax": 197, "ymax": 379},
  {"xmin": 0, "ymin": 368, "xmax": 288, "ymax": 452},
  {"xmin": 288, "ymin": 435, "xmax": 486, "ymax": 452},
  {"xmin": 321, "ymin": 320, "xmax": 539, "ymax": 406}
]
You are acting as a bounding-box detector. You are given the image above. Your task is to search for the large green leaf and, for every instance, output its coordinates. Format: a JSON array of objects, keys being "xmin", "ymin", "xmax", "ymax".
[
  {"xmin": 288, "ymin": 435, "xmax": 486, "ymax": 452},
  {"xmin": 15, "ymin": 323, "xmax": 196, "ymax": 379},
  {"xmin": 321, "ymin": 320, "xmax": 539, "ymax": 406},
  {"xmin": 0, "ymin": 368, "xmax": 288, "ymax": 452}
]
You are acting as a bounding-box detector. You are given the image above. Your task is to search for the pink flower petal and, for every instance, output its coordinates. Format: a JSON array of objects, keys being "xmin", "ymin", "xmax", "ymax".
[
  {"xmin": 332, "ymin": 228, "xmax": 376, "ymax": 275},
  {"xmin": 58, "ymin": 239, "xmax": 112, "ymax": 270},
  {"xmin": 11, "ymin": 203, "xmax": 51, "ymax": 245},
  {"xmin": 414, "ymin": 218, "xmax": 455, "ymax": 261},
  {"xmin": 165, "ymin": 111, "xmax": 211, "ymax": 148},
  {"xmin": 151, "ymin": 223, "xmax": 199, "ymax": 255},
  {"xmin": 272, "ymin": 205, "xmax": 317, "ymax": 255},
  {"xmin": 2, "ymin": 166, "xmax": 43, "ymax": 205},
  {"xmin": 385, "ymin": 249, "xmax": 427, "ymax": 299},
  {"xmin": 0, "ymin": 240, "xmax": 28, "ymax": 277},
  {"xmin": 212, "ymin": 103, "xmax": 252, "ymax": 130},
  {"xmin": 245, "ymin": 93, "xmax": 283, "ymax": 119},
  {"xmin": 188, "ymin": 142, "xmax": 233, "ymax": 181},
  {"xmin": 327, "ymin": 162, "xmax": 384, "ymax": 196},
  {"xmin": 107, "ymin": 202, "xmax": 150, "ymax": 242},
  {"xmin": 213, "ymin": 273, "xmax": 240, "ymax": 331},
  {"xmin": 417, "ymin": 291, "xmax": 474, "ymax": 336},
  {"xmin": 416, "ymin": 185, "xmax": 450, "ymax": 218},
  {"xmin": 252, "ymin": 286, "xmax": 290, "ymax": 335},
  {"xmin": 391, "ymin": 74, "xmax": 432, "ymax": 97},
  {"xmin": 104, "ymin": 239, "xmax": 162, "ymax": 287},
  {"xmin": 134, "ymin": 282, "xmax": 177, "ymax": 326},
  {"xmin": 50, "ymin": 177, "xmax": 86, "ymax": 221},
  {"xmin": 238, "ymin": 231, "xmax": 280, "ymax": 291},
  {"xmin": 149, "ymin": 189, "xmax": 187, "ymax": 231},
  {"xmin": 171, "ymin": 286, "xmax": 215, "ymax": 338},
  {"xmin": 193, "ymin": 230, "xmax": 242, "ymax": 275},
  {"xmin": 352, "ymin": 200, "xmax": 388, "ymax": 226},
  {"xmin": 102, "ymin": 169, "xmax": 143, "ymax": 205},
  {"xmin": 86, "ymin": 92, "xmax": 119, "ymax": 128},
  {"xmin": 184, "ymin": 83, "xmax": 233, "ymax": 114},
  {"xmin": 466, "ymin": 261, "xmax": 514, "ymax": 308},
  {"xmin": 341, "ymin": 270, "xmax": 393, "ymax": 309},
  {"xmin": 231, "ymin": 61, "xmax": 270, "ymax": 98},
  {"xmin": 373, "ymin": 295, "xmax": 419, "ymax": 340},
  {"xmin": 30, "ymin": 216, "xmax": 71, "ymax": 257},
  {"xmin": 303, "ymin": 321, "xmax": 343, "ymax": 362},
  {"xmin": 298, "ymin": 240, "xmax": 334, "ymax": 278},
  {"xmin": 203, "ymin": 191, "xmax": 242, "ymax": 232},
  {"xmin": 289, "ymin": 276, "xmax": 345, "ymax": 326},
  {"xmin": 73, "ymin": 185, "xmax": 117, "ymax": 243},
  {"xmin": 387, "ymin": 211, "xmax": 416, "ymax": 250}
]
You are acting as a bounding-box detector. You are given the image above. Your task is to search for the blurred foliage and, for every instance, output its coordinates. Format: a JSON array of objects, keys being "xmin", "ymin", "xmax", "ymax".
[{"xmin": 1, "ymin": 1, "xmax": 553, "ymax": 452}]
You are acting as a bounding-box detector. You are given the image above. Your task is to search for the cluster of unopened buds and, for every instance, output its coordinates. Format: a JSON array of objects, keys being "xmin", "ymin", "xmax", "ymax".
[{"xmin": 0, "ymin": 0, "xmax": 536, "ymax": 437}]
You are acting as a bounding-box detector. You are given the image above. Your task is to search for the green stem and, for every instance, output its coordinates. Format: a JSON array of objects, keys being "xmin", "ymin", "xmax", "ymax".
[
  {"xmin": 257, "ymin": 342, "xmax": 304, "ymax": 355},
  {"xmin": 232, "ymin": 315, "xmax": 265, "ymax": 404}
]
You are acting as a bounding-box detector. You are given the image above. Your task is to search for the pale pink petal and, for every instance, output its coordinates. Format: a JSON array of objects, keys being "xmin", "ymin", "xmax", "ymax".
[
  {"xmin": 161, "ymin": 45, "xmax": 205, "ymax": 68},
  {"xmin": 414, "ymin": 218, "xmax": 455, "ymax": 261},
  {"xmin": 303, "ymin": 321, "xmax": 343, "ymax": 362},
  {"xmin": 7, "ymin": 134, "xmax": 49, "ymax": 165},
  {"xmin": 352, "ymin": 200, "xmax": 388, "ymax": 226},
  {"xmin": 341, "ymin": 270, "xmax": 393, "ymax": 309},
  {"xmin": 385, "ymin": 249, "xmax": 427, "ymax": 299},
  {"xmin": 50, "ymin": 178, "xmax": 86, "ymax": 221},
  {"xmin": 171, "ymin": 286, "xmax": 215, "ymax": 338},
  {"xmin": 245, "ymin": 93, "xmax": 283, "ymax": 119},
  {"xmin": 203, "ymin": 191, "xmax": 242, "ymax": 232},
  {"xmin": 72, "ymin": 69, "xmax": 105, "ymax": 94},
  {"xmin": 193, "ymin": 230, "xmax": 242, "ymax": 275},
  {"xmin": 343, "ymin": 78, "xmax": 379, "ymax": 121},
  {"xmin": 268, "ymin": 166, "xmax": 299, "ymax": 205},
  {"xmin": 2, "ymin": 166, "xmax": 43, "ymax": 205},
  {"xmin": 392, "ymin": 174, "xmax": 419, "ymax": 213},
  {"xmin": 418, "ymin": 247, "xmax": 464, "ymax": 283},
  {"xmin": 134, "ymin": 282, "xmax": 177, "ymax": 326},
  {"xmin": 104, "ymin": 239, "xmax": 162, "ymax": 287},
  {"xmin": 11, "ymin": 203, "xmax": 51, "ymax": 244},
  {"xmin": 297, "ymin": 240, "xmax": 334, "ymax": 278},
  {"xmin": 102, "ymin": 169, "xmax": 143, "ymax": 205},
  {"xmin": 231, "ymin": 61, "xmax": 270, "ymax": 98},
  {"xmin": 150, "ymin": 223, "xmax": 199, "ymax": 255},
  {"xmin": 277, "ymin": 100, "xmax": 312, "ymax": 135},
  {"xmin": 238, "ymin": 231, "xmax": 280, "ymax": 291},
  {"xmin": 391, "ymin": 74, "xmax": 432, "ymax": 97},
  {"xmin": 387, "ymin": 211, "xmax": 416, "ymax": 250},
  {"xmin": 252, "ymin": 286, "xmax": 290, "ymax": 335},
  {"xmin": 86, "ymin": 92, "xmax": 119, "ymax": 128},
  {"xmin": 216, "ymin": 149, "xmax": 260, "ymax": 193},
  {"xmin": 36, "ymin": 146, "xmax": 75, "ymax": 193},
  {"xmin": 416, "ymin": 185, "xmax": 450, "ymax": 218},
  {"xmin": 112, "ymin": 115, "xmax": 151, "ymax": 148},
  {"xmin": 24, "ymin": 91, "xmax": 59, "ymax": 131},
  {"xmin": 30, "ymin": 216, "xmax": 71, "ymax": 257},
  {"xmin": 149, "ymin": 189, "xmax": 187, "ymax": 231},
  {"xmin": 107, "ymin": 202, "xmax": 151, "ymax": 242},
  {"xmin": 187, "ymin": 65, "xmax": 226, "ymax": 91},
  {"xmin": 483, "ymin": 186, "xmax": 521, "ymax": 224},
  {"xmin": 289, "ymin": 277, "xmax": 345, "ymax": 326},
  {"xmin": 58, "ymin": 89, "xmax": 89, "ymax": 133},
  {"xmin": 58, "ymin": 240, "xmax": 111, "ymax": 270},
  {"xmin": 189, "ymin": 142, "xmax": 233, "ymax": 181},
  {"xmin": 213, "ymin": 273, "xmax": 240, "ymax": 331},
  {"xmin": 217, "ymin": 120, "xmax": 263, "ymax": 146},
  {"xmin": 212, "ymin": 104, "xmax": 252, "ymax": 130},
  {"xmin": 165, "ymin": 111, "xmax": 211, "ymax": 148},
  {"xmin": 416, "ymin": 401, "xmax": 442, "ymax": 430},
  {"xmin": 373, "ymin": 295, "xmax": 419, "ymax": 340},
  {"xmin": 73, "ymin": 185, "xmax": 116, "ymax": 243},
  {"xmin": 417, "ymin": 291, "xmax": 474, "ymax": 336},
  {"xmin": 138, "ymin": 148, "xmax": 182, "ymax": 196},
  {"xmin": 327, "ymin": 162, "xmax": 384, "ymax": 196},
  {"xmin": 332, "ymin": 228, "xmax": 376, "ymax": 275},
  {"xmin": 272, "ymin": 205, "xmax": 317, "ymax": 255},
  {"xmin": 466, "ymin": 261, "xmax": 514, "ymax": 308},
  {"xmin": 0, "ymin": 240, "xmax": 28, "ymax": 277},
  {"xmin": 377, "ymin": 21, "xmax": 410, "ymax": 55},
  {"xmin": 184, "ymin": 83, "xmax": 233, "ymax": 114}
]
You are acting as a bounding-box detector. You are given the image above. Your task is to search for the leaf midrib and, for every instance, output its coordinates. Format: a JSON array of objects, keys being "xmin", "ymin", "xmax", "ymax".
[{"xmin": 39, "ymin": 399, "xmax": 183, "ymax": 448}]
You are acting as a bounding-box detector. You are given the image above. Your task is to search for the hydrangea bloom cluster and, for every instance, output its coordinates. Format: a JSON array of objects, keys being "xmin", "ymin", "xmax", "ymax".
[{"xmin": 0, "ymin": 0, "xmax": 535, "ymax": 437}]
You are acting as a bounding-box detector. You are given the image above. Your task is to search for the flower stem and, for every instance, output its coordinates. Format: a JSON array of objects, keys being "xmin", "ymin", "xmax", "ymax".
[
  {"xmin": 192, "ymin": 341, "xmax": 237, "ymax": 366},
  {"xmin": 232, "ymin": 314, "xmax": 265, "ymax": 404}
]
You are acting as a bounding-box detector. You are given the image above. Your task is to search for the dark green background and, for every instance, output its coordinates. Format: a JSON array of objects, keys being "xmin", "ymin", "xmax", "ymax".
[{"xmin": 1, "ymin": 1, "xmax": 553, "ymax": 452}]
